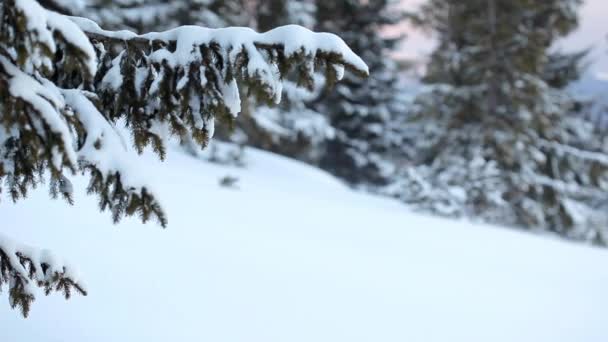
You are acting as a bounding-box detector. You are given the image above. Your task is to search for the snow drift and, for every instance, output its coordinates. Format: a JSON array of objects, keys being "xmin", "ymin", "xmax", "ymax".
[{"xmin": 1, "ymin": 143, "xmax": 607, "ymax": 342}]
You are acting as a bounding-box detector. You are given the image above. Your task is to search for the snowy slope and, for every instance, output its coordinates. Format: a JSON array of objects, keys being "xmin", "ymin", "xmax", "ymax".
[{"xmin": 1, "ymin": 144, "xmax": 608, "ymax": 342}]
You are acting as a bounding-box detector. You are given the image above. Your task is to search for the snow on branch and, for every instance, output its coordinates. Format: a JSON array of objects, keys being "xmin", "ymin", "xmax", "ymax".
[
  {"xmin": 10, "ymin": 0, "xmax": 97, "ymax": 77},
  {"xmin": 539, "ymin": 138, "xmax": 608, "ymax": 166},
  {"xmin": 62, "ymin": 16, "xmax": 369, "ymax": 159},
  {"xmin": 62, "ymin": 89, "xmax": 166, "ymax": 226},
  {"xmin": 0, "ymin": 0, "xmax": 99, "ymax": 203},
  {"xmin": 0, "ymin": 56, "xmax": 77, "ymax": 172},
  {"xmin": 74, "ymin": 17, "xmax": 367, "ymax": 149},
  {"xmin": 0, "ymin": 233, "xmax": 86, "ymax": 317},
  {"xmin": 519, "ymin": 170, "xmax": 607, "ymax": 199},
  {"xmin": 69, "ymin": 17, "xmax": 369, "ymax": 78}
]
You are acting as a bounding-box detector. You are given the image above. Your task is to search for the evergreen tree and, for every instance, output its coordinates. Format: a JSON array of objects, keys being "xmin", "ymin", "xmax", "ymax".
[
  {"xmin": 0, "ymin": 0, "xmax": 367, "ymax": 316},
  {"xmin": 80, "ymin": 0, "xmax": 249, "ymax": 32},
  {"xmin": 397, "ymin": 0, "xmax": 608, "ymax": 243},
  {"xmin": 257, "ymin": 0, "xmax": 316, "ymax": 31},
  {"xmin": 313, "ymin": 0, "xmax": 405, "ymax": 185}
]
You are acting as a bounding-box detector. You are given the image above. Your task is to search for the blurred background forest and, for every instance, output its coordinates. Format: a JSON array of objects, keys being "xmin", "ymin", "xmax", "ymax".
[{"xmin": 51, "ymin": 0, "xmax": 608, "ymax": 245}]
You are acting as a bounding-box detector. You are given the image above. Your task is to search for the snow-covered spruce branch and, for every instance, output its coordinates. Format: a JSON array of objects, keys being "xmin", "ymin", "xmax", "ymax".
[
  {"xmin": 0, "ymin": 233, "xmax": 86, "ymax": 318},
  {"xmin": 66, "ymin": 17, "xmax": 367, "ymax": 156},
  {"xmin": 71, "ymin": 16, "xmax": 368, "ymax": 79},
  {"xmin": 0, "ymin": 0, "xmax": 367, "ymax": 316},
  {"xmin": 62, "ymin": 89, "xmax": 166, "ymax": 226},
  {"xmin": 0, "ymin": 54, "xmax": 165, "ymax": 225},
  {"xmin": 517, "ymin": 170, "xmax": 607, "ymax": 199},
  {"xmin": 538, "ymin": 138, "xmax": 608, "ymax": 166}
]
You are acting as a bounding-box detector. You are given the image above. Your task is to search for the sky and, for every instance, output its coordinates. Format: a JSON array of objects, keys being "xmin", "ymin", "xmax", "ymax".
[
  {"xmin": 397, "ymin": 0, "xmax": 608, "ymax": 79},
  {"xmin": 561, "ymin": 0, "xmax": 608, "ymax": 78}
]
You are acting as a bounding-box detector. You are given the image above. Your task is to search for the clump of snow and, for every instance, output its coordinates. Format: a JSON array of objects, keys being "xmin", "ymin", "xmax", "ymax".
[
  {"xmin": 100, "ymin": 52, "xmax": 124, "ymax": 91},
  {"xmin": 221, "ymin": 79, "xmax": 241, "ymax": 117}
]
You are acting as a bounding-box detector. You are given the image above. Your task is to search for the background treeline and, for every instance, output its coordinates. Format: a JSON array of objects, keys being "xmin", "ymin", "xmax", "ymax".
[{"xmin": 72, "ymin": 0, "xmax": 608, "ymax": 245}]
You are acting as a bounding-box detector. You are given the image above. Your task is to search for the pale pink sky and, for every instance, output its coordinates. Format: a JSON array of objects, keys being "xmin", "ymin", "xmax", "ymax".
[{"xmin": 397, "ymin": 0, "xmax": 608, "ymax": 78}]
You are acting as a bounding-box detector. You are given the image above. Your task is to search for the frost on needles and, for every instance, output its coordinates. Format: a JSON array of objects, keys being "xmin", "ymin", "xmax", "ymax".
[{"xmin": 0, "ymin": 0, "xmax": 368, "ymax": 317}]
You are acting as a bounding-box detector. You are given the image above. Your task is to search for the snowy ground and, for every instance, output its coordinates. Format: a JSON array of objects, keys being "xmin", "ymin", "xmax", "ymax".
[{"xmin": 1, "ymin": 144, "xmax": 608, "ymax": 342}]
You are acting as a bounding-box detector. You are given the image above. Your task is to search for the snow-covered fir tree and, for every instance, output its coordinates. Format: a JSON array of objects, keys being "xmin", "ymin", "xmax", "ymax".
[
  {"xmin": 312, "ymin": 0, "xmax": 406, "ymax": 185},
  {"xmin": 79, "ymin": 0, "xmax": 249, "ymax": 32},
  {"xmin": 392, "ymin": 0, "xmax": 608, "ymax": 243},
  {"xmin": 0, "ymin": 0, "xmax": 367, "ymax": 316},
  {"xmin": 257, "ymin": 0, "xmax": 316, "ymax": 30}
]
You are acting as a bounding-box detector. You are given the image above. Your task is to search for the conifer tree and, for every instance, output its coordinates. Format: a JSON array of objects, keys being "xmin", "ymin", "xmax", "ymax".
[
  {"xmin": 313, "ymin": 0, "xmax": 405, "ymax": 185},
  {"xmin": 0, "ymin": 0, "xmax": 367, "ymax": 316},
  {"xmin": 397, "ymin": 0, "xmax": 608, "ymax": 243},
  {"xmin": 257, "ymin": 0, "xmax": 316, "ymax": 31},
  {"xmin": 80, "ymin": 0, "xmax": 249, "ymax": 32}
]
